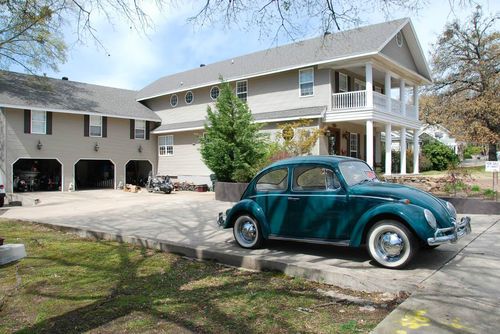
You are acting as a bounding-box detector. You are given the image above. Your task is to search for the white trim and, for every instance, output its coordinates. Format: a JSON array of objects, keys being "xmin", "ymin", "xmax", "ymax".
[
  {"xmin": 185, "ymin": 91, "xmax": 194, "ymax": 104},
  {"xmin": 124, "ymin": 159, "xmax": 154, "ymax": 185},
  {"xmin": 0, "ymin": 102, "xmax": 160, "ymax": 122},
  {"xmin": 210, "ymin": 86, "xmax": 220, "ymax": 100},
  {"xmin": 10, "ymin": 157, "xmax": 64, "ymax": 193},
  {"xmin": 375, "ymin": 54, "xmax": 432, "ymax": 85},
  {"xmin": 136, "ymin": 51, "xmax": 378, "ymax": 101},
  {"xmin": 73, "ymin": 158, "xmax": 116, "ymax": 190},
  {"xmin": 376, "ymin": 18, "xmax": 410, "ymax": 53},
  {"xmin": 170, "ymin": 94, "xmax": 178, "ymax": 107},
  {"xmin": 299, "ymin": 67, "xmax": 315, "ymax": 97}
]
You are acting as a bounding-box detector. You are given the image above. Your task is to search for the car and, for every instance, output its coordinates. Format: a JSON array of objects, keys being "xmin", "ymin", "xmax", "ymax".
[{"xmin": 217, "ymin": 156, "xmax": 471, "ymax": 269}]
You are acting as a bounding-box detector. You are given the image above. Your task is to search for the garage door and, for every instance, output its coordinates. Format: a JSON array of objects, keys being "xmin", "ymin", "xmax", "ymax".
[
  {"xmin": 75, "ymin": 160, "xmax": 115, "ymax": 190},
  {"xmin": 125, "ymin": 160, "xmax": 152, "ymax": 186},
  {"xmin": 13, "ymin": 159, "xmax": 62, "ymax": 192}
]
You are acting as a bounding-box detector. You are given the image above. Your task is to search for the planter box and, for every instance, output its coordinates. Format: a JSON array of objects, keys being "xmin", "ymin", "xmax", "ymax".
[{"xmin": 215, "ymin": 182, "xmax": 249, "ymax": 202}]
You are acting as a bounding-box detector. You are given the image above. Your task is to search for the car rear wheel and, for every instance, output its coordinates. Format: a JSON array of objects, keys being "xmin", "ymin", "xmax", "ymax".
[
  {"xmin": 367, "ymin": 220, "xmax": 418, "ymax": 269},
  {"xmin": 233, "ymin": 215, "xmax": 263, "ymax": 249}
]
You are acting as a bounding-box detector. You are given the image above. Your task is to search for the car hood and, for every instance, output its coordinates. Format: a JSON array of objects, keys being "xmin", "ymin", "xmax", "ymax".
[{"xmin": 350, "ymin": 181, "xmax": 453, "ymax": 225}]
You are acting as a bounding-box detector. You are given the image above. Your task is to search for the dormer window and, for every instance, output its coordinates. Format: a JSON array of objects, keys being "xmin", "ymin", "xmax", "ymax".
[{"xmin": 170, "ymin": 94, "xmax": 178, "ymax": 107}]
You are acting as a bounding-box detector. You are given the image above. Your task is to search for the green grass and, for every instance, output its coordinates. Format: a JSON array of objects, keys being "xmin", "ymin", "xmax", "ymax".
[{"xmin": 0, "ymin": 220, "xmax": 392, "ymax": 334}]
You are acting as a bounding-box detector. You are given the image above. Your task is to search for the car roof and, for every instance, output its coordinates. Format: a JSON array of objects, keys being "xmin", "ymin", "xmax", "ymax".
[{"xmin": 266, "ymin": 155, "xmax": 360, "ymax": 169}]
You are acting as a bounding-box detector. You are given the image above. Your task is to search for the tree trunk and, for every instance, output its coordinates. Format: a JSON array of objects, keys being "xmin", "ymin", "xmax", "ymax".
[{"xmin": 488, "ymin": 143, "xmax": 497, "ymax": 161}]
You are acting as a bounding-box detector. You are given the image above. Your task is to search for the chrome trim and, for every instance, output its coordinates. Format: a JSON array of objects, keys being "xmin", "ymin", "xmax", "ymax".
[
  {"xmin": 268, "ymin": 235, "xmax": 350, "ymax": 246},
  {"xmin": 427, "ymin": 216, "xmax": 471, "ymax": 246},
  {"xmin": 217, "ymin": 212, "xmax": 226, "ymax": 228}
]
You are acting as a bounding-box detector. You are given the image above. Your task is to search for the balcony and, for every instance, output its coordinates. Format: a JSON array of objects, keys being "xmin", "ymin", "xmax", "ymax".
[{"xmin": 331, "ymin": 90, "xmax": 418, "ymax": 120}]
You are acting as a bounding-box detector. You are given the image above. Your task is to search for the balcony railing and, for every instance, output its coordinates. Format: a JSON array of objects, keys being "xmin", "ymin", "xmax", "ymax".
[{"xmin": 331, "ymin": 90, "xmax": 418, "ymax": 120}]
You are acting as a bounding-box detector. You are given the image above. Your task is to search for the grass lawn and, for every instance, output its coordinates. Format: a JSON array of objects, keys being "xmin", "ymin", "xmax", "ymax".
[{"xmin": 0, "ymin": 220, "xmax": 394, "ymax": 334}]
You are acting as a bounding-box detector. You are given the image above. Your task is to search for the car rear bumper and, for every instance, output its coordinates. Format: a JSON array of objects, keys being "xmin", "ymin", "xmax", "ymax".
[{"xmin": 427, "ymin": 216, "xmax": 471, "ymax": 246}]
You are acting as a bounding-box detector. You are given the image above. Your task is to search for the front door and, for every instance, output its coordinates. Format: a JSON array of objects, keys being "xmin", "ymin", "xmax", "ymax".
[{"xmin": 327, "ymin": 128, "xmax": 341, "ymax": 155}]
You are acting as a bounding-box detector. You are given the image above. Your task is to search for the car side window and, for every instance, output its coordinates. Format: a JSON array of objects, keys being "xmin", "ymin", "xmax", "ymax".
[
  {"xmin": 293, "ymin": 166, "xmax": 340, "ymax": 191},
  {"xmin": 255, "ymin": 168, "xmax": 288, "ymax": 192}
]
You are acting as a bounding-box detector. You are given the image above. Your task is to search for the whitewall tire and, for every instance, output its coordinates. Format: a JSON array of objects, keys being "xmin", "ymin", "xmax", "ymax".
[{"xmin": 233, "ymin": 215, "xmax": 263, "ymax": 249}]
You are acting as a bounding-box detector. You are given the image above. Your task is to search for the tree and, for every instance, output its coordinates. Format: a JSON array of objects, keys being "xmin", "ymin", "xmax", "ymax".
[
  {"xmin": 200, "ymin": 80, "xmax": 268, "ymax": 183},
  {"xmin": 0, "ymin": 0, "xmax": 165, "ymax": 73},
  {"xmin": 428, "ymin": 7, "xmax": 499, "ymax": 160},
  {"xmin": 274, "ymin": 119, "xmax": 324, "ymax": 157}
]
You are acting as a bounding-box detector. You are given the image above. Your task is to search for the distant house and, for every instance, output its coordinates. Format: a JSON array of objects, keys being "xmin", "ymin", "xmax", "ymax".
[
  {"xmin": 0, "ymin": 18, "xmax": 432, "ymax": 193},
  {"xmin": 420, "ymin": 124, "xmax": 461, "ymax": 154}
]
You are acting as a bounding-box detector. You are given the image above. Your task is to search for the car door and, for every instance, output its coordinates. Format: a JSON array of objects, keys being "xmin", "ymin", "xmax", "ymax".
[{"xmin": 280, "ymin": 164, "xmax": 349, "ymax": 240}]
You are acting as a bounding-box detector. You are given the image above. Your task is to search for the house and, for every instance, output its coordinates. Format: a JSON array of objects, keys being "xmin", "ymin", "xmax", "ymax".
[
  {"xmin": 420, "ymin": 124, "xmax": 461, "ymax": 154},
  {"xmin": 0, "ymin": 18, "xmax": 432, "ymax": 193}
]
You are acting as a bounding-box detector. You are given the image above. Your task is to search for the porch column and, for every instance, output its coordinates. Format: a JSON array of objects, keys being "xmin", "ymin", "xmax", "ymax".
[
  {"xmin": 413, "ymin": 128, "xmax": 420, "ymax": 174},
  {"xmin": 400, "ymin": 127, "xmax": 407, "ymax": 175},
  {"xmin": 366, "ymin": 120, "xmax": 374, "ymax": 168},
  {"xmin": 385, "ymin": 123, "xmax": 392, "ymax": 175},
  {"xmin": 375, "ymin": 130, "xmax": 382, "ymax": 166},
  {"xmin": 385, "ymin": 72, "xmax": 391, "ymax": 113},
  {"xmin": 400, "ymin": 79, "xmax": 406, "ymax": 116},
  {"xmin": 413, "ymin": 86, "xmax": 419, "ymax": 120},
  {"xmin": 365, "ymin": 63, "xmax": 373, "ymax": 109}
]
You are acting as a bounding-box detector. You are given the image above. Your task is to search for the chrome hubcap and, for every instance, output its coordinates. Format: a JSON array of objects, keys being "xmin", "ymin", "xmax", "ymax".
[
  {"xmin": 239, "ymin": 221, "xmax": 256, "ymax": 243},
  {"xmin": 376, "ymin": 232, "xmax": 404, "ymax": 260}
]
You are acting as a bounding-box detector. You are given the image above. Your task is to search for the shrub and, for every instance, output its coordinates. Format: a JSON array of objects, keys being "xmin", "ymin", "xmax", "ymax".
[
  {"xmin": 463, "ymin": 145, "xmax": 482, "ymax": 159},
  {"xmin": 471, "ymin": 184, "xmax": 481, "ymax": 192},
  {"xmin": 422, "ymin": 140, "xmax": 459, "ymax": 171}
]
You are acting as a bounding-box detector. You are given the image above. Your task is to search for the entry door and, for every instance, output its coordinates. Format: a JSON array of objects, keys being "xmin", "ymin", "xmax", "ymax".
[
  {"xmin": 281, "ymin": 165, "xmax": 349, "ymax": 240},
  {"xmin": 328, "ymin": 128, "xmax": 341, "ymax": 155}
]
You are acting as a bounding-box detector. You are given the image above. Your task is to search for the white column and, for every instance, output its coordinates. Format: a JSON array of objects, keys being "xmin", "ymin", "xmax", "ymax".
[
  {"xmin": 413, "ymin": 85, "xmax": 419, "ymax": 120},
  {"xmin": 365, "ymin": 63, "xmax": 373, "ymax": 109},
  {"xmin": 375, "ymin": 131, "xmax": 382, "ymax": 166},
  {"xmin": 366, "ymin": 120, "xmax": 374, "ymax": 168},
  {"xmin": 385, "ymin": 123, "xmax": 392, "ymax": 176},
  {"xmin": 400, "ymin": 127, "xmax": 407, "ymax": 175},
  {"xmin": 400, "ymin": 79, "xmax": 406, "ymax": 116},
  {"xmin": 413, "ymin": 128, "xmax": 420, "ymax": 174},
  {"xmin": 385, "ymin": 72, "xmax": 391, "ymax": 113}
]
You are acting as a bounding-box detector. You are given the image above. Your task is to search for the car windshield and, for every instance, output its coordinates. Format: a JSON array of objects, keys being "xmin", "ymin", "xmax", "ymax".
[{"xmin": 339, "ymin": 161, "xmax": 378, "ymax": 186}]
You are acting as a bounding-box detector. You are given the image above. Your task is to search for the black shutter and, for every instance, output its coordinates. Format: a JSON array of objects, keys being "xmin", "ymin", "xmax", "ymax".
[
  {"xmin": 347, "ymin": 76, "xmax": 352, "ymax": 92},
  {"xmin": 46, "ymin": 112, "xmax": 53, "ymax": 135},
  {"xmin": 102, "ymin": 116, "xmax": 107, "ymax": 138},
  {"xmin": 334, "ymin": 72, "xmax": 339, "ymax": 93},
  {"xmin": 364, "ymin": 135, "xmax": 367, "ymax": 160},
  {"xmin": 84, "ymin": 115, "xmax": 89, "ymax": 137},
  {"xmin": 130, "ymin": 119, "xmax": 135, "ymax": 139},
  {"xmin": 358, "ymin": 133, "xmax": 361, "ymax": 159},
  {"xmin": 146, "ymin": 121, "xmax": 150, "ymax": 140},
  {"xmin": 24, "ymin": 109, "xmax": 31, "ymax": 133}
]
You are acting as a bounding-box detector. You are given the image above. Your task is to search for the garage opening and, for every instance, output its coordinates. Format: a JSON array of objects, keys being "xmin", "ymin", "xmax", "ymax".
[
  {"xmin": 75, "ymin": 160, "xmax": 114, "ymax": 190},
  {"xmin": 125, "ymin": 160, "xmax": 152, "ymax": 186},
  {"xmin": 13, "ymin": 159, "xmax": 62, "ymax": 192}
]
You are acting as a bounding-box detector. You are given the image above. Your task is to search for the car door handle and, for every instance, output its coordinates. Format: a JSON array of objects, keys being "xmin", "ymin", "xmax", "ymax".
[{"xmin": 288, "ymin": 197, "xmax": 300, "ymax": 201}]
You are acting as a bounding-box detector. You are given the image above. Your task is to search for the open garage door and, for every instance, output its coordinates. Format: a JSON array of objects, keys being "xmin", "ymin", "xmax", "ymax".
[
  {"xmin": 13, "ymin": 159, "xmax": 62, "ymax": 192},
  {"xmin": 125, "ymin": 160, "xmax": 152, "ymax": 186},
  {"xmin": 75, "ymin": 160, "xmax": 114, "ymax": 190}
]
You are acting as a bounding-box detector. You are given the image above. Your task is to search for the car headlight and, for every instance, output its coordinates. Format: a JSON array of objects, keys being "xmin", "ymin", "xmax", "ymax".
[
  {"xmin": 424, "ymin": 209, "xmax": 437, "ymax": 229},
  {"xmin": 446, "ymin": 201, "xmax": 457, "ymax": 219}
]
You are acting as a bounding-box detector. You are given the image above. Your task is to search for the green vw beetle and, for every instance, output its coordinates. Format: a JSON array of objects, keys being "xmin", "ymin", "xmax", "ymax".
[{"xmin": 218, "ymin": 156, "xmax": 471, "ymax": 269}]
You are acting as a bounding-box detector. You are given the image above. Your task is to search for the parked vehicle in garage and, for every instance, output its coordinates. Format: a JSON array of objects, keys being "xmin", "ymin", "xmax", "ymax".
[
  {"xmin": 146, "ymin": 175, "xmax": 174, "ymax": 194},
  {"xmin": 217, "ymin": 156, "xmax": 472, "ymax": 269}
]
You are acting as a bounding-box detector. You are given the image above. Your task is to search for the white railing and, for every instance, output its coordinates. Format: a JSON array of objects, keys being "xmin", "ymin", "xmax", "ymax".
[
  {"xmin": 373, "ymin": 91, "xmax": 387, "ymax": 111},
  {"xmin": 391, "ymin": 99, "xmax": 401, "ymax": 114},
  {"xmin": 332, "ymin": 90, "xmax": 367, "ymax": 109},
  {"xmin": 406, "ymin": 104, "xmax": 418, "ymax": 119}
]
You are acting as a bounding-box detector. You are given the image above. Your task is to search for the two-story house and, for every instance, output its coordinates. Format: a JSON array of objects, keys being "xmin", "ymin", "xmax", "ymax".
[
  {"xmin": 0, "ymin": 18, "xmax": 432, "ymax": 193},
  {"xmin": 137, "ymin": 18, "xmax": 431, "ymax": 184}
]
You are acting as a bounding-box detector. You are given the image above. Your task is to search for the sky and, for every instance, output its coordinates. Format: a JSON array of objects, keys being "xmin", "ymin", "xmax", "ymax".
[{"xmin": 36, "ymin": 1, "xmax": 500, "ymax": 91}]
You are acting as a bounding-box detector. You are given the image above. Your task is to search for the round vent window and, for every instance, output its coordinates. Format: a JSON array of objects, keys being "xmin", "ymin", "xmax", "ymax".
[
  {"xmin": 210, "ymin": 86, "xmax": 220, "ymax": 100},
  {"xmin": 170, "ymin": 94, "xmax": 178, "ymax": 107},
  {"xmin": 396, "ymin": 31, "xmax": 403, "ymax": 47},
  {"xmin": 185, "ymin": 91, "xmax": 194, "ymax": 104}
]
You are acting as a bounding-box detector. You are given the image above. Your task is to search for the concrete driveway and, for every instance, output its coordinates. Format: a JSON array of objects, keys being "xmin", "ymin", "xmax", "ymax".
[{"xmin": 1, "ymin": 190, "xmax": 498, "ymax": 295}]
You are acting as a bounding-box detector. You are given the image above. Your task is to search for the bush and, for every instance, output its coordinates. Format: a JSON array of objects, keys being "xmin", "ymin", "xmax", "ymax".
[
  {"xmin": 463, "ymin": 145, "xmax": 482, "ymax": 159},
  {"xmin": 422, "ymin": 140, "xmax": 459, "ymax": 171}
]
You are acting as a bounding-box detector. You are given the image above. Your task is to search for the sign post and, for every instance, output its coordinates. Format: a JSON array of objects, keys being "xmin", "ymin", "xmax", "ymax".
[{"xmin": 485, "ymin": 161, "xmax": 500, "ymax": 201}]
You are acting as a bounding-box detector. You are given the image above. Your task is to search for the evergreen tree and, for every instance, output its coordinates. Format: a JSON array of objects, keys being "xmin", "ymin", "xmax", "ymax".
[{"xmin": 200, "ymin": 80, "xmax": 267, "ymax": 182}]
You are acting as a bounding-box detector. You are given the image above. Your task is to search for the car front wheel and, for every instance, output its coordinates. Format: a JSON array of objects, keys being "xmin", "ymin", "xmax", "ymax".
[
  {"xmin": 233, "ymin": 215, "xmax": 263, "ymax": 249},
  {"xmin": 367, "ymin": 220, "xmax": 418, "ymax": 269}
]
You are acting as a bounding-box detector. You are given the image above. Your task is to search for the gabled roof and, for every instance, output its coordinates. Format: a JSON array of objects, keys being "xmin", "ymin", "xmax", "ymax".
[
  {"xmin": 137, "ymin": 18, "xmax": 431, "ymax": 101},
  {"xmin": 0, "ymin": 71, "xmax": 160, "ymax": 121}
]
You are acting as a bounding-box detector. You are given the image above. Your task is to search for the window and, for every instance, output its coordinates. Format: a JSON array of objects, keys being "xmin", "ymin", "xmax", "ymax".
[
  {"xmin": 159, "ymin": 135, "xmax": 174, "ymax": 156},
  {"xmin": 396, "ymin": 31, "xmax": 403, "ymax": 47},
  {"xmin": 339, "ymin": 72, "xmax": 348, "ymax": 92},
  {"xmin": 210, "ymin": 86, "xmax": 220, "ymax": 100},
  {"xmin": 299, "ymin": 68, "xmax": 314, "ymax": 96},
  {"xmin": 293, "ymin": 166, "xmax": 340, "ymax": 191},
  {"xmin": 236, "ymin": 80, "xmax": 248, "ymax": 101},
  {"xmin": 339, "ymin": 161, "xmax": 377, "ymax": 186},
  {"xmin": 170, "ymin": 94, "xmax": 178, "ymax": 107},
  {"xmin": 354, "ymin": 79, "xmax": 365, "ymax": 91},
  {"xmin": 89, "ymin": 115, "xmax": 102, "ymax": 137},
  {"xmin": 135, "ymin": 120, "xmax": 146, "ymax": 139},
  {"xmin": 31, "ymin": 110, "xmax": 46, "ymax": 134},
  {"xmin": 349, "ymin": 133, "xmax": 358, "ymax": 158},
  {"xmin": 185, "ymin": 91, "xmax": 194, "ymax": 104},
  {"xmin": 256, "ymin": 168, "xmax": 288, "ymax": 191}
]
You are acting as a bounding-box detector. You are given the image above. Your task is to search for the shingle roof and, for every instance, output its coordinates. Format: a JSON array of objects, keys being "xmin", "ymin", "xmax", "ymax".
[
  {"xmin": 0, "ymin": 71, "xmax": 160, "ymax": 121},
  {"xmin": 152, "ymin": 106, "xmax": 326, "ymax": 133},
  {"xmin": 137, "ymin": 18, "xmax": 409, "ymax": 101}
]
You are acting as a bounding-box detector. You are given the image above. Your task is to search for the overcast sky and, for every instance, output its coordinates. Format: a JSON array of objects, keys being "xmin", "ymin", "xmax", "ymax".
[{"xmin": 39, "ymin": 1, "xmax": 499, "ymax": 91}]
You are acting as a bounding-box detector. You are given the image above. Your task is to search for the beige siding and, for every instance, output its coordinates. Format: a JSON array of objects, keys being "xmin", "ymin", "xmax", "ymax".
[
  {"xmin": 381, "ymin": 34, "xmax": 418, "ymax": 73},
  {"xmin": 4, "ymin": 108, "xmax": 157, "ymax": 192}
]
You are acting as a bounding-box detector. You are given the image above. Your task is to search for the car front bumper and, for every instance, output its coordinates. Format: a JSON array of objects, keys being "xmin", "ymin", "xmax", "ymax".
[
  {"xmin": 427, "ymin": 216, "xmax": 471, "ymax": 246},
  {"xmin": 217, "ymin": 212, "xmax": 226, "ymax": 228}
]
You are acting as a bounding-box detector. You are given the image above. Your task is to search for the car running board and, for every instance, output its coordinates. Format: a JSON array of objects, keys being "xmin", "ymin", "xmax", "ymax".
[{"xmin": 267, "ymin": 235, "xmax": 350, "ymax": 246}]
